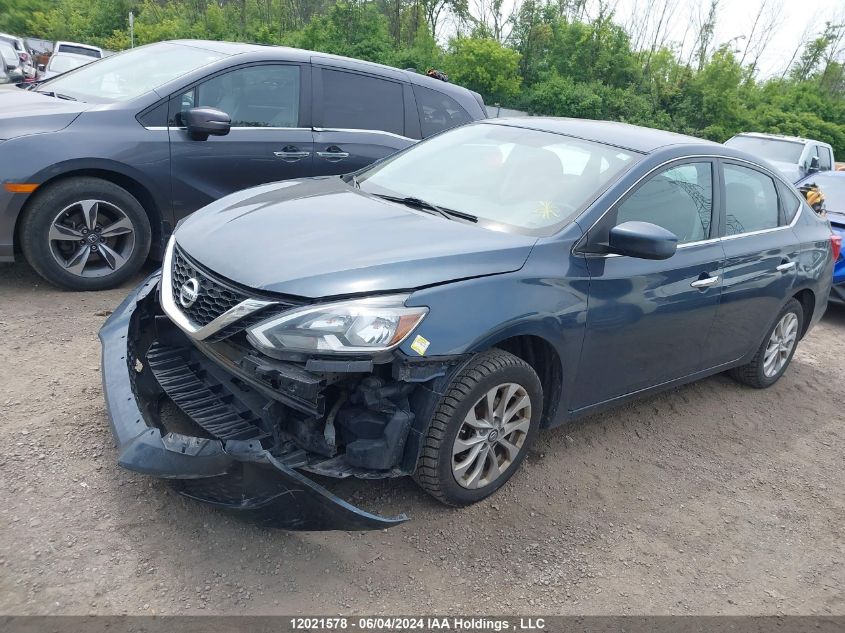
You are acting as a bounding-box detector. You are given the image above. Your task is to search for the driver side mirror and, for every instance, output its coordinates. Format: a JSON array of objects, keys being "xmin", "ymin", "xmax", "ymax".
[
  {"xmin": 37, "ymin": 63, "xmax": 45, "ymax": 71},
  {"xmin": 184, "ymin": 107, "xmax": 231, "ymax": 141},
  {"xmin": 808, "ymin": 156, "xmax": 820, "ymax": 173},
  {"xmin": 608, "ymin": 221, "xmax": 678, "ymax": 260}
]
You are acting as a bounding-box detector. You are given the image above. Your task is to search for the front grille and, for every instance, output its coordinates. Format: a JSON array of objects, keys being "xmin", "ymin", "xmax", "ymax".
[{"xmin": 171, "ymin": 246, "xmax": 249, "ymax": 327}]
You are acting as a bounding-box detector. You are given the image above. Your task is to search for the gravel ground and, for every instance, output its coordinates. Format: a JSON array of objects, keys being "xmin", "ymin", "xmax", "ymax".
[{"xmin": 1, "ymin": 261, "xmax": 843, "ymax": 616}]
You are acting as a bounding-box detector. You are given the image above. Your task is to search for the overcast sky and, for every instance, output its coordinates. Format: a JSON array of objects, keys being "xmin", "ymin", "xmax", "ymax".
[{"xmin": 609, "ymin": 0, "xmax": 844, "ymax": 77}]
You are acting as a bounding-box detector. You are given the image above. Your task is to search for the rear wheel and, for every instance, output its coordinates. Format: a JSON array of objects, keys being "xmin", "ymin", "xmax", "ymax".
[
  {"xmin": 20, "ymin": 177, "xmax": 151, "ymax": 290},
  {"xmin": 729, "ymin": 298, "xmax": 803, "ymax": 388},
  {"xmin": 414, "ymin": 349, "xmax": 542, "ymax": 506}
]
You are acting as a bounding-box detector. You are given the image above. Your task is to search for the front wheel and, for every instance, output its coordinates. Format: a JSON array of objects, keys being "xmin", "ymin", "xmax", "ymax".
[
  {"xmin": 414, "ymin": 349, "xmax": 542, "ymax": 506},
  {"xmin": 20, "ymin": 177, "xmax": 151, "ymax": 291},
  {"xmin": 729, "ymin": 298, "xmax": 804, "ymax": 388}
]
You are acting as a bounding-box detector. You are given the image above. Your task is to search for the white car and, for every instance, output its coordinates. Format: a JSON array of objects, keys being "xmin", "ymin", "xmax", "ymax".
[
  {"xmin": 53, "ymin": 41, "xmax": 104, "ymax": 59},
  {"xmin": 37, "ymin": 52, "xmax": 95, "ymax": 80},
  {"xmin": 725, "ymin": 132, "xmax": 836, "ymax": 183},
  {"xmin": 0, "ymin": 33, "xmax": 35, "ymax": 79}
]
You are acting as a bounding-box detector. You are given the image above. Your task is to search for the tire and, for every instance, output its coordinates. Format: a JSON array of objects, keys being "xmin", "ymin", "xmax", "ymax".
[
  {"xmin": 20, "ymin": 177, "xmax": 151, "ymax": 291},
  {"xmin": 729, "ymin": 298, "xmax": 804, "ymax": 389},
  {"xmin": 414, "ymin": 349, "xmax": 542, "ymax": 506}
]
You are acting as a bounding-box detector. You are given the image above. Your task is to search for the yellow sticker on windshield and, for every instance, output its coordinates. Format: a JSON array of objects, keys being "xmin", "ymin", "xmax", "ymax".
[{"xmin": 410, "ymin": 335, "xmax": 430, "ymax": 356}]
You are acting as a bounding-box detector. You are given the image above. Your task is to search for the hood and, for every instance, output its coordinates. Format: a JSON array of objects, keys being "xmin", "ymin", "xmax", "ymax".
[
  {"xmin": 175, "ymin": 177, "xmax": 538, "ymax": 298},
  {"xmin": 0, "ymin": 88, "xmax": 89, "ymax": 139},
  {"xmin": 768, "ymin": 160, "xmax": 802, "ymax": 183}
]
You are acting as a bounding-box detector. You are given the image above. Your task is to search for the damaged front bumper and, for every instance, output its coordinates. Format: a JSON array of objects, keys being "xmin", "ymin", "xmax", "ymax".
[{"xmin": 99, "ymin": 273, "xmax": 426, "ymax": 531}]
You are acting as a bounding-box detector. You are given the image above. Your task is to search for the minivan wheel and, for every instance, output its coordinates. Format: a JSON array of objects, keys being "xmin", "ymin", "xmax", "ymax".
[
  {"xmin": 414, "ymin": 349, "xmax": 542, "ymax": 506},
  {"xmin": 20, "ymin": 177, "xmax": 151, "ymax": 291},
  {"xmin": 729, "ymin": 298, "xmax": 804, "ymax": 389}
]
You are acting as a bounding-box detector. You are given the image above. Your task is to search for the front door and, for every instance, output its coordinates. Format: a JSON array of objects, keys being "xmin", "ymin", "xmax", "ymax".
[
  {"xmin": 572, "ymin": 160, "xmax": 724, "ymax": 409},
  {"xmin": 168, "ymin": 63, "xmax": 314, "ymax": 222}
]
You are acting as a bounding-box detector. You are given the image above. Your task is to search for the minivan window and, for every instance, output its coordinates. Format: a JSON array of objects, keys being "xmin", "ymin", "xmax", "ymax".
[
  {"xmin": 358, "ymin": 123, "xmax": 636, "ymax": 234},
  {"xmin": 177, "ymin": 65, "xmax": 300, "ymax": 128},
  {"xmin": 40, "ymin": 42, "xmax": 229, "ymax": 103},
  {"xmin": 321, "ymin": 69, "xmax": 404, "ymax": 136},
  {"xmin": 725, "ymin": 136, "xmax": 804, "ymax": 164},
  {"xmin": 724, "ymin": 163, "xmax": 779, "ymax": 235},
  {"xmin": 413, "ymin": 84, "xmax": 471, "ymax": 138},
  {"xmin": 613, "ymin": 162, "xmax": 713, "ymax": 244}
]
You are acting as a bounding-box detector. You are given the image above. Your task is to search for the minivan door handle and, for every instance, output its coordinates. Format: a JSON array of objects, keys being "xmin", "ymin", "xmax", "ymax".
[
  {"xmin": 316, "ymin": 146, "xmax": 350, "ymax": 161},
  {"xmin": 691, "ymin": 274, "xmax": 720, "ymax": 288},
  {"xmin": 274, "ymin": 146, "xmax": 310, "ymax": 161},
  {"xmin": 776, "ymin": 260, "xmax": 796, "ymax": 272}
]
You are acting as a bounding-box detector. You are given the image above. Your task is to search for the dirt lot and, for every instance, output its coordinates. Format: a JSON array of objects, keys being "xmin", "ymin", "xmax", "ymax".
[{"xmin": 1, "ymin": 260, "xmax": 843, "ymax": 616}]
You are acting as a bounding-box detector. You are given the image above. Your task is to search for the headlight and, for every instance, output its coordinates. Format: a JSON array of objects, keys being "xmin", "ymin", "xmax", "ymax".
[{"xmin": 246, "ymin": 295, "xmax": 428, "ymax": 356}]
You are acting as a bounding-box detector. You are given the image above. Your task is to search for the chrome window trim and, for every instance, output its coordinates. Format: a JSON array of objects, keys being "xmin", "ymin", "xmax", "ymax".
[
  {"xmin": 575, "ymin": 153, "xmax": 802, "ymax": 259},
  {"xmin": 148, "ymin": 126, "xmax": 312, "ymax": 132},
  {"xmin": 312, "ymin": 127, "xmax": 413, "ymax": 141},
  {"xmin": 160, "ymin": 236, "xmax": 275, "ymax": 341}
]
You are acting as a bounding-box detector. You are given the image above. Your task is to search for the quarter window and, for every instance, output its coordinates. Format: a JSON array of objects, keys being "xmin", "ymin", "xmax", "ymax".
[
  {"xmin": 723, "ymin": 164, "xmax": 779, "ymax": 235},
  {"xmin": 321, "ymin": 69, "xmax": 404, "ymax": 136},
  {"xmin": 610, "ymin": 162, "xmax": 713, "ymax": 245},
  {"xmin": 176, "ymin": 65, "xmax": 300, "ymax": 128},
  {"xmin": 413, "ymin": 84, "xmax": 471, "ymax": 138}
]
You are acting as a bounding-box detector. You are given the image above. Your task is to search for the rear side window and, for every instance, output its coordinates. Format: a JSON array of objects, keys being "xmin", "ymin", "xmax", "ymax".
[
  {"xmin": 321, "ymin": 69, "xmax": 404, "ymax": 136},
  {"xmin": 777, "ymin": 181, "xmax": 802, "ymax": 224},
  {"xmin": 413, "ymin": 84, "xmax": 471, "ymax": 138},
  {"xmin": 57, "ymin": 44, "xmax": 100, "ymax": 58},
  {"xmin": 724, "ymin": 163, "xmax": 779, "ymax": 235},
  {"xmin": 612, "ymin": 162, "xmax": 713, "ymax": 244}
]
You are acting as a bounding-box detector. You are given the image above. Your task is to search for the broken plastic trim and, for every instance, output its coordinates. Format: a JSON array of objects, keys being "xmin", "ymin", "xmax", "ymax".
[{"xmin": 98, "ymin": 272, "xmax": 407, "ymax": 531}]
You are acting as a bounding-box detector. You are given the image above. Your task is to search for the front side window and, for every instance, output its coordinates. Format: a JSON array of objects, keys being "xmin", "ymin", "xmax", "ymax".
[
  {"xmin": 604, "ymin": 162, "xmax": 713, "ymax": 246},
  {"xmin": 358, "ymin": 122, "xmax": 637, "ymax": 234},
  {"xmin": 724, "ymin": 163, "xmax": 779, "ymax": 235},
  {"xmin": 321, "ymin": 69, "xmax": 404, "ymax": 136},
  {"xmin": 176, "ymin": 65, "xmax": 300, "ymax": 128},
  {"xmin": 40, "ymin": 42, "xmax": 229, "ymax": 103},
  {"xmin": 816, "ymin": 146, "xmax": 833, "ymax": 171},
  {"xmin": 413, "ymin": 84, "xmax": 471, "ymax": 138}
]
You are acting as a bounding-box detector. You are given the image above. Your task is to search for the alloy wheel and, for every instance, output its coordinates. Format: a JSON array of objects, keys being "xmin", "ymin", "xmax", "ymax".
[
  {"xmin": 451, "ymin": 382, "xmax": 532, "ymax": 489},
  {"xmin": 763, "ymin": 312, "xmax": 799, "ymax": 378},
  {"xmin": 48, "ymin": 199, "xmax": 136, "ymax": 278}
]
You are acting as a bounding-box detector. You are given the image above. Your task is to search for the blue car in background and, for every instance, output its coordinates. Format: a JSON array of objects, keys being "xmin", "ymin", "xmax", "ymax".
[{"xmin": 796, "ymin": 170, "xmax": 845, "ymax": 304}]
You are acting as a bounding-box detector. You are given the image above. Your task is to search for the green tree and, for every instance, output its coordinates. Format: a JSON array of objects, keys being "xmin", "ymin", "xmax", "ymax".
[{"xmin": 442, "ymin": 37, "xmax": 521, "ymax": 104}]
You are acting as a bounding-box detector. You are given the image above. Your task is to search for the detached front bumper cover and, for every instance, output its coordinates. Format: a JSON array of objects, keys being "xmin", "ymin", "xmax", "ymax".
[{"xmin": 99, "ymin": 273, "xmax": 407, "ymax": 531}]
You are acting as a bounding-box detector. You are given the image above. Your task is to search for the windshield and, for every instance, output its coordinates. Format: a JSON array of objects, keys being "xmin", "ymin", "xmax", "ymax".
[
  {"xmin": 358, "ymin": 123, "xmax": 637, "ymax": 234},
  {"xmin": 49, "ymin": 55, "xmax": 91, "ymax": 74},
  {"xmin": 39, "ymin": 42, "xmax": 229, "ymax": 103},
  {"xmin": 809, "ymin": 174, "xmax": 845, "ymax": 213},
  {"xmin": 726, "ymin": 136, "xmax": 804, "ymax": 164}
]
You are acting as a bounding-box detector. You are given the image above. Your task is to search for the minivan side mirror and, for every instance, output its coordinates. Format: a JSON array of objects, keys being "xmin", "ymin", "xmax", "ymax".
[
  {"xmin": 37, "ymin": 63, "xmax": 45, "ymax": 71},
  {"xmin": 608, "ymin": 221, "xmax": 678, "ymax": 260},
  {"xmin": 184, "ymin": 107, "xmax": 231, "ymax": 140},
  {"xmin": 808, "ymin": 155, "xmax": 820, "ymax": 173}
]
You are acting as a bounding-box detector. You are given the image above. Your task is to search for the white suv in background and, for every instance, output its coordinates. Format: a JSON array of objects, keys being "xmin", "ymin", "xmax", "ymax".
[{"xmin": 725, "ymin": 132, "xmax": 836, "ymax": 183}]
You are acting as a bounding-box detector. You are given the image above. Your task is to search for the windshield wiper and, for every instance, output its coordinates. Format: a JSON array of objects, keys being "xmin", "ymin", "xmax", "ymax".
[
  {"xmin": 35, "ymin": 90, "xmax": 77, "ymax": 101},
  {"xmin": 373, "ymin": 194, "xmax": 477, "ymax": 223}
]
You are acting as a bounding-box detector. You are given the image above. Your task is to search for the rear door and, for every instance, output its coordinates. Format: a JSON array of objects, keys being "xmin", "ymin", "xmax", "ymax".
[
  {"xmin": 311, "ymin": 64, "xmax": 415, "ymax": 175},
  {"xmin": 573, "ymin": 160, "xmax": 723, "ymax": 408},
  {"xmin": 168, "ymin": 62, "xmax": 314, "ymax": 221},
  {"xmin": 704, "ymin": 160, "xmax": 801, "ymax": 366}
]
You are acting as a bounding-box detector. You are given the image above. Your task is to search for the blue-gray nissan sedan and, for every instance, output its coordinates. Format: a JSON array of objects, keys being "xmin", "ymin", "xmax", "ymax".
[{"xmin": 100, "ymin": 118, "xmax": 836, "ymax": 530}]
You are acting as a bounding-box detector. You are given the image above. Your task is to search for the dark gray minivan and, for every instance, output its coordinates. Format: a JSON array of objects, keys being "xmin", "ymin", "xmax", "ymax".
[{"xmin": 0, "ymin": 40, "xmax": 486, "ymax": 290}]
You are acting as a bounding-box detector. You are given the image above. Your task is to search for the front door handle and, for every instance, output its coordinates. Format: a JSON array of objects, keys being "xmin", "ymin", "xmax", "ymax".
[
  {"xmin": 691, "ymin": 275, "xmax": 720, "ymax": 288},
  {"xmin": 316, "ymin": 146, "xmax": 350, "ymax": 161},
  {"xmin": 776, "ymin": 261, "xmax": 796, "ymax": 272},
  {"xmin": 274, "ymin": 146, "xmax": 310, "ymax": 161}
]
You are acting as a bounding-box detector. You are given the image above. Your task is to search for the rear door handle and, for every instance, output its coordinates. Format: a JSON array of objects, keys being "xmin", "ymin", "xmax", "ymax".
[
  {"xmin": 691, "ymin": 275, "xmax": 720, "ymax": 288},
  {"xmin": 776, "ymin": 261, "xmax": 796, "ymax": 272},
  {"xmin": 316, "ymin": 146, "xmax": 350, "ymax": 161}
]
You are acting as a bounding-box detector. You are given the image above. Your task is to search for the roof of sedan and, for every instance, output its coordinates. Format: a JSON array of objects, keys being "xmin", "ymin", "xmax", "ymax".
[{"xmin": 487, "ymin": 117, "xmax": 719, "ymax": 153}]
